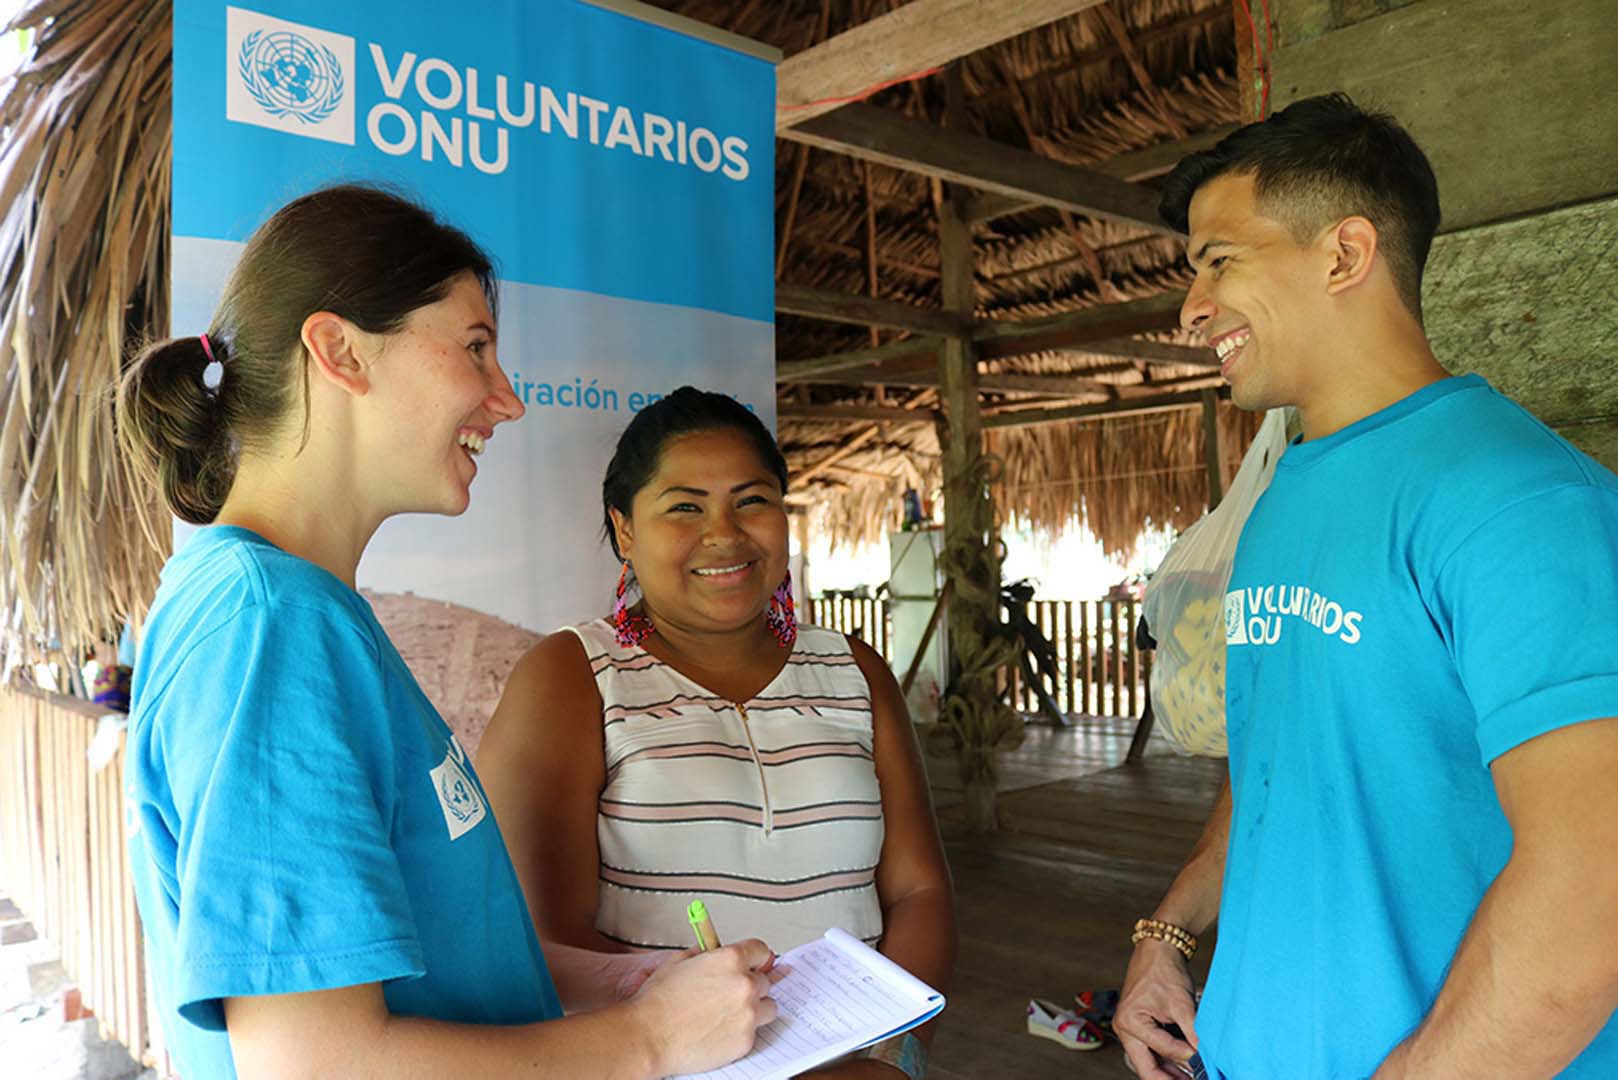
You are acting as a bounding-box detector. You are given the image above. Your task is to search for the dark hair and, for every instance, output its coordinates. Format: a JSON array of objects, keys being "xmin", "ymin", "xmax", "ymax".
[
  {"xmin": 117, "ymin": 183, "xmax": 496, "ymax": 524},
  {"xmin": 602, "ymin": 387, "xmax": 789, "ymax": 559},
  {"xmin": 1159, "ymin": 93, "xmax": 1441, "ymax": 320}
]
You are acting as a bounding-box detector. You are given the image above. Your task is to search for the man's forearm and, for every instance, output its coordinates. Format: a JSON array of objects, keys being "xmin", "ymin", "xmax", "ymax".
[
  {"xmin": 1374, "ymin": 856, "xmax": 1618, "ymax": 1078},
  {"xmin": 1154, "ymin": 776, "xmax": 1231, "ymax": 934}
]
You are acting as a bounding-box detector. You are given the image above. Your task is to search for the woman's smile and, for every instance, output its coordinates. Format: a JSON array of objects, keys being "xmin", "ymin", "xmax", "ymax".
[{"xmin": 691, "ymin": 559, "xmax": 757, "ymax": 583}]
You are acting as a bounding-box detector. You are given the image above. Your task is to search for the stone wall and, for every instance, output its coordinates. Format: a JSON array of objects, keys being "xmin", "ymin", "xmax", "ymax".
[{"xmin": 1424, "ymin": 196, "xmax": 1618, "ymax": 470}]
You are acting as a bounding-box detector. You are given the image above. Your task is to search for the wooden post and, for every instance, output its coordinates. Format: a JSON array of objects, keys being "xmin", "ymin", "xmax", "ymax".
[
  {"xmin": 1202, "ymin": 387, "xmax": 1225, "ymax": 510},
  {"xmin": 1125, "ymin": 597, "xmax": 1139, "ymax": 716},
  {"xmin": 1110, "ymin": 602, "xmax": 1123, "ymax": 717},
  {"xmin": 937, "ymin": 191, "xmax": 979, "ymax": 548},
  {"xmin": 935, "ymin": 62, "xmax": 1005, "ymax": 831},
  {"xmin": 1080, "ymin": 601, "xmax": 1093, "ymax": 715},
  {"xmin": 1063, "ymin": 600, "xmax": 1075, "ymax": 716}
]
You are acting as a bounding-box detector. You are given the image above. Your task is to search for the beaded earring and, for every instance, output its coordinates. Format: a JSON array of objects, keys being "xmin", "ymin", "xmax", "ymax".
[
  {"xmin": 611, "ymin": 562, "xmax": 655, "ymax": 647},
  {"xmin": 764, "ymin": 569, "xmax": 798, "ymax": 648}
]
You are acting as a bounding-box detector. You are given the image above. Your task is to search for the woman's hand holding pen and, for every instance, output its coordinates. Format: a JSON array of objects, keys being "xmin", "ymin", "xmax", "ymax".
[{"xmin": 627, "ymin": 938, "xmax": 779, "ymax": 1077}]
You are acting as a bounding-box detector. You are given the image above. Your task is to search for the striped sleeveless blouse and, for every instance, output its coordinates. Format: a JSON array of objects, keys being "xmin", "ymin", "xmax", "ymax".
[{"xmin": 566, "ymin": 618, "xmax": 885, "ymax": 952}]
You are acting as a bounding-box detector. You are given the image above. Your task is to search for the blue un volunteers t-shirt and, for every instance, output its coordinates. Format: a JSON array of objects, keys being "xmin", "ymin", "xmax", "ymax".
[
  {"xmin": 1197, "ymin": 376, "xmax": 1618, "ymax": 1078},
  {"xmin": 126, "ymin": 526, "xmax": 561, "ymax": 1078}
]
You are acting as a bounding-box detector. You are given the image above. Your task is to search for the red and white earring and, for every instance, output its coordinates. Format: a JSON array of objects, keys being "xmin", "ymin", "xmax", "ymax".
[
  {"xmin": 764, "ymin": 569, "xmax": 798, "ymax": 648},
  {"xmin": 612, "ymin": 562, "xmax": 654, "ymax": 647}
]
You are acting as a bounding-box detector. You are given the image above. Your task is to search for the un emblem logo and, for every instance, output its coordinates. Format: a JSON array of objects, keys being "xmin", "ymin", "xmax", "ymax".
[{"xmin": 237, "ymin": 29, "xmax": 345, "ymax": 124}]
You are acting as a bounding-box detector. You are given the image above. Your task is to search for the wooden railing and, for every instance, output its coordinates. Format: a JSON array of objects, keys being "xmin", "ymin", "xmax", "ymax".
[
  {"xmin": 806, "ymin": 594, "xmax": 1149, "ymax": 721},
  {"xmin": 0, "ymin": 686, "xmax": 170, "ymax": 1076},
  {"xmin": 1007, "ymin": 597, "xmax": 1151, "ymax": 721},
  {"xmin": 804, "ymin": 594, "xmax": 892, "ymax": 663}
]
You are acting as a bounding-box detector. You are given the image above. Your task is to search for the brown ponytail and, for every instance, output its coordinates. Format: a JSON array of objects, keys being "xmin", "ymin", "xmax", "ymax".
[{"xmin": 118, "ymin": 334, "xmax": 237, "ymax": 524}]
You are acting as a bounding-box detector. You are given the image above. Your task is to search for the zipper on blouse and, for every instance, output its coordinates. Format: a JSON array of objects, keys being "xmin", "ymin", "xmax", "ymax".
[{"xmin": 735, "ymin": 702, "xmax": 774, "ymax": 836}]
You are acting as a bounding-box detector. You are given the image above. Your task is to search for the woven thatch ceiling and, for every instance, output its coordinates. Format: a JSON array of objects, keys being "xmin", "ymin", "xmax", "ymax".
[{"xmin": 642, "ymin": 0, "xmax": 1255, "ymax": 554}]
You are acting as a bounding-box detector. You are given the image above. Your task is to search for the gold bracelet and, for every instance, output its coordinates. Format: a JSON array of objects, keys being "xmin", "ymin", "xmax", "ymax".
[{"xmin": 1131, "ymin": 917, "xmax": 1197, "ymax": 960}]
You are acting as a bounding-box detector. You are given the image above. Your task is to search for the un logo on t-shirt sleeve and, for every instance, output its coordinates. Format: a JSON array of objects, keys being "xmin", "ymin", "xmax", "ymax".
[{"xmin": 428, "ymin": 743, "xmax": 487, "ymax": 841}]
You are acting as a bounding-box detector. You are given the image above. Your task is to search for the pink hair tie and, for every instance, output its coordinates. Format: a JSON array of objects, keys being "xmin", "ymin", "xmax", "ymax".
[{"xmin": 199, "ymin": 333, "xmax": 217, "ymax": 363}]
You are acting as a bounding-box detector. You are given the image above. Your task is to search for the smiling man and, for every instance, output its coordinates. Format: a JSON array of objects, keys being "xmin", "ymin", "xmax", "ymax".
[{"xmin": 1113, "ymin": 94, "xmax": 1618, "ymax": 1079}]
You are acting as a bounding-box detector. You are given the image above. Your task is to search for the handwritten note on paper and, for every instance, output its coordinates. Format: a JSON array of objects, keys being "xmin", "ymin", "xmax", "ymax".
[{"xmin": 673, "ymin": 929, "xmax": 945, "ymax": 1080}]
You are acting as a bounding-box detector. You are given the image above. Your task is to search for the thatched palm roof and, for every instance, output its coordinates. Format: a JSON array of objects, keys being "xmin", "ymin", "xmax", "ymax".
[{"xmin": 647, "ymin": 0, "xmax": 1259, "ymax": 554}]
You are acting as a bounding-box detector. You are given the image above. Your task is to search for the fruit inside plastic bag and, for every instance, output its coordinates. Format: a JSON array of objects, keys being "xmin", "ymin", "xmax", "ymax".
[{"xmin": 1143, "ymin": 408, "xmax": 1292, "ymax": 756}]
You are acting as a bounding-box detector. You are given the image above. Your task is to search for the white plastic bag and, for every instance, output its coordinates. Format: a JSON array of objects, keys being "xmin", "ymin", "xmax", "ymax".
[{"xmin": 1142, "ymin": 408, "xmax": 1293, "ymax": 756}]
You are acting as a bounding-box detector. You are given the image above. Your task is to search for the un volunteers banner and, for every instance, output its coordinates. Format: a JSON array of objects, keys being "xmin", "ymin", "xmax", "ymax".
[{"xmin": 171, "ymin": 0, "xmax": 776, "ymax": 633}]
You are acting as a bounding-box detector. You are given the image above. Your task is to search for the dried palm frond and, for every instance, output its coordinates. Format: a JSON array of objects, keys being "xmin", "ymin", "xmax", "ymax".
[
  {"xmin": 784, "ymin": 399, "xmax": 1261, "ymax": 560},
  {"xmin": 0, "ymin": 0, "xmax": 171, "ymax": 673},
  {"xmin": 988, "ymin": 400, "xmax": 1262, "ymax": 558}
]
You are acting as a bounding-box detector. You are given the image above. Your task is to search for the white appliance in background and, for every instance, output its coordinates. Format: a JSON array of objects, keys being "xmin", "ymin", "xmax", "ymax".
[{"xmin": 887, "ymin": 529, "xmax": 949, "ymax": 725}]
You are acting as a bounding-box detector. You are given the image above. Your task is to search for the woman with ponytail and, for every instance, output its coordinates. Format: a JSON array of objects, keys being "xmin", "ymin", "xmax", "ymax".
[{"xmin": 118, "ymin": 186, "xmax": 774, "ymax": 1080}]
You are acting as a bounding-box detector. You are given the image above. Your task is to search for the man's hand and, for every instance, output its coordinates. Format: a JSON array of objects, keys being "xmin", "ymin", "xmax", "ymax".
[
  {"xmin": 626, "ymin": 939, "xmax": 779, "ymax": 1077},
  {"xmin": 1116, "ymin": 939, "xmax": 1200, "ymax": 1079}
]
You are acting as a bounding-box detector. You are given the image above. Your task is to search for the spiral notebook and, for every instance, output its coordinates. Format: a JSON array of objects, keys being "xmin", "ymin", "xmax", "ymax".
[{"xmin": 672, "ymin": 928, "xmax": 947, "ymax": 1080}]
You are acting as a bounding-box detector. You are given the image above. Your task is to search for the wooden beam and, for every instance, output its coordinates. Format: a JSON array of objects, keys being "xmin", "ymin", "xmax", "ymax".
[
  {"xmin": 775, "ymin": 294, "xmax": 1212, "ymax": 383},
  {"xmin": 786, "ymin": 365, "xmax": 1122, "ymax": 397},
  {"xmin": 861, "ymin": 160, "xmax": 880, "ymax": 347},
  {"xmin": 983, "ymin": 386, "xmax": 1228, "ymax": 429},
  {"xmin": 977, "ymin": 371, "xmax": 1223, "ymax": 411},
  {"xmin": 774, "ymin": 330, "xmax": 1214, "ymax": 383},
  {"xmin": 1079, "ymin": 335, "xmax": 1216, "ymax": 369},
  {"xmin": 795, "ymin": 233, "xmax": 941, "ymax": 280},
  {"xmin": 776, "ymin": 143, "xmax": 811, "ymax": 278},
  {"xmin": 963, "ymin": 124, "xmax": 1236, "ymax": 222},
  {"xmin": 776, "ymin": 0, "xmax": 1106, "ymax": 130},
  {"xmin": 981, "ymin": 372, "xmax": 1111, "ymax": 396},
  {"xmin": 777, "ymin": 402, "xmax": 938, "ymax": 424},
  {"xmin": 777, "ymin": 337, "xmax": 937, "ymax": 381},
  {"xmin": 973, "ymin": 292, "xmax": 1187, "ymax": 359},
  {"xmin": 1132, "ymin": 373, "xmax": 1226, "ymax": 395},
  {"xmin": 823, "ymin": 462, "xmax": 899, "ymax": 482},
  {"xmin": 784, "ymin": 104, "xmax": 1169, "ymax": 233},
  {"xmin": 776, "ymin": 282, "xmax": 968, "ymax": 336}
]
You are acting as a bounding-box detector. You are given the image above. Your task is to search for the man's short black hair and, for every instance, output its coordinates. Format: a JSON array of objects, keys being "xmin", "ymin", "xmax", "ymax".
[{"xmin": 1160, "ymin": 93, "xmax": 1441, "ymax": 320}]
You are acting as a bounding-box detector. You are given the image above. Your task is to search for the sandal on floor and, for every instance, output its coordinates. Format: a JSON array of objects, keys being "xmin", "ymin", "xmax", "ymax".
[
  {"xmin": 1073, "ymin": 988, "xmax": 1120, "ymax": 1029},
  {"xmin": 1026, "ymin": 998, "xmax": 1104, "ymax": 1051}
]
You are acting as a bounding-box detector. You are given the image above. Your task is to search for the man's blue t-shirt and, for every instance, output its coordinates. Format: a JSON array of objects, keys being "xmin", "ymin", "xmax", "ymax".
[
  {"xmin": 127, "ymin": 527, "xmax": 562, "ymax": 1078},
  {"xmin": 1198, "ymin": 376, "xmax": 1618, "ymax": 1079}
]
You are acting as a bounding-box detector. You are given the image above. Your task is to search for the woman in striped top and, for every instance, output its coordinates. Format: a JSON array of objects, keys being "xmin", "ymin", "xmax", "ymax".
[{"xmin": 480, "ymin": 387, "xmax": 955, "ymax": 1078}]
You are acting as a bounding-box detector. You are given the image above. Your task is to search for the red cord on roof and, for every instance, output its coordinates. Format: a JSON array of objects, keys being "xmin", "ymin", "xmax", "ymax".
[{"xmin": 1234, "ymin": 0, "xmax": 1272, "ymax": 118}]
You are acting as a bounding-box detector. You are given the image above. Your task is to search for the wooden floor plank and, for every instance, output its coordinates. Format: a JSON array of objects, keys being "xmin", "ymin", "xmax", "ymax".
[{"xmin": 921, "ymin": 725, "xmax": 1226, "ymax": 1076}]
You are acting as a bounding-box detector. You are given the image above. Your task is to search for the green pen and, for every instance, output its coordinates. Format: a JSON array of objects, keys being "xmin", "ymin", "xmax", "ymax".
[{"xmin": 687, "ymin": 899, "xmax": 721, "ymax": 951}]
